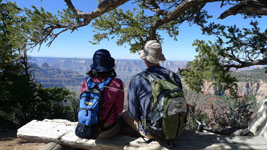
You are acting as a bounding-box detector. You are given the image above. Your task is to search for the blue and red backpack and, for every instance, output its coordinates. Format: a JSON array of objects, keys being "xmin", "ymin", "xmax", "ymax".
[{"xmin": 75, "ymin": 76, "xmax": 113, "ymax": 139}]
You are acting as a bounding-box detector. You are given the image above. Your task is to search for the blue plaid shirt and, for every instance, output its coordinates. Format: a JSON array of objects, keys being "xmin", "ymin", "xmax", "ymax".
[{"xmin": 127, "ymin": 66, "xmax": 182, "ymax": 134}]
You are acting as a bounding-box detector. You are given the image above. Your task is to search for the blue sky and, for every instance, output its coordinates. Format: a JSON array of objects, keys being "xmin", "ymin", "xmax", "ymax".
[{"xmin": 10, "ymin": 0, "xmax": 267, "ymax": 61}]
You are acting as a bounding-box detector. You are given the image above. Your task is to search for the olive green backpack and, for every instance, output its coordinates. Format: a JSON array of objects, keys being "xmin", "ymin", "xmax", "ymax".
[{"xmin": 139, "ymin": 70, "xmax": 187, "ymax": 147}]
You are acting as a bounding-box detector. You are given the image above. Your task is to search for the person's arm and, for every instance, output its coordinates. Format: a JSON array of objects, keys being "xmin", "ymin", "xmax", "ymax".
[
  {"xmin": 115, "ymin": 79, "xmax": 124, "ymax": 115},
  {"xmin": 80, "ymin": 78, "xmax": 87, "ymax": 93},
  {"xmin": 127, "ymin": 76, "xmax": 141, "ymax": 120},
  {"xmin": 173, "ymin": 72, "xmax": 183, "ymax": 89}
]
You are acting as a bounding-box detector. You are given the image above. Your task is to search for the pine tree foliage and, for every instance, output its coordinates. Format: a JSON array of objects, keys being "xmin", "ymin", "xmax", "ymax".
[
  {"xmin": 14, "ymin": 0, "xmax": 266, "ymax": 95},
  {"xmin": 179, "ymin": 22, "xmax": 266, "ymax": 95},
  {"xmin": 91, "ymin": 3, "xmax": 210, "ymax": 52},
  {"xmin": 18, "ymin": 0, "xmax": 267, "ymax": 52},
  {"xmin": 2, "ymin": 0, "xmax": 267, "ymax": 103},
  {"xmin": 0, "ymin": 1, "xmax": 77, "ymax": 129}
]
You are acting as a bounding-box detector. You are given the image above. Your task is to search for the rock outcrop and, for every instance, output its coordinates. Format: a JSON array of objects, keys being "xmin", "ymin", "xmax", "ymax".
[
  {"xmin": 238, "ymin": 80, "xmax": 267, "ymax": 103},
  {"xmin": 17, "ymin": 119, "xmax": 267, "ymax": 150},
  {"xmin": 198, "ymin": 80, "xmax": 267, "ymax": 103},
  {"xmin": 249, "ymin": 99, "xmax": 267, "ymax": 140}
]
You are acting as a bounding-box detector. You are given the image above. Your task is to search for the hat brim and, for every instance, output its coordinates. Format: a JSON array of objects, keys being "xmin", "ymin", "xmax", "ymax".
[
  {"xmin": 138, "ymin": 50, "xmax": 166, "ymax": 64},
  {"xmin": 90, "ymin": 64, "xmax": 114, "ymax": 72},
  {"xmin": 138, "ymin": 50, "xmax": 146, "ymax": 60}
]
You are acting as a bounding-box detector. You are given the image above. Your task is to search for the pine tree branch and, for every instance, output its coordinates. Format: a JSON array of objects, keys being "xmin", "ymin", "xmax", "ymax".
[
  {"xmin": 148, "ymin": 0, "xmax": 267, "ymax": 40},
  {"xmin": 37, "ymin": 0, "xmax": 267, "ymax": 48},
  {"xmin": 148, "ymin": 0, "xmax": 222, "ymax": 40},
  {"xmin": 224, "ymin": 57, "xmax": 267, "ymax": 69},
  {"xmin": 64, "ymin": 0, "xmax": 129, "ymax": 30},
  {"xmin": 65, "ymin": 0, "xmax": 129, "ymax": 19},
  {"xmin": 39, "ymin": 0, "xmax": 129, "ymax": 47},
  {"xmin": 219, "ymin": 0, "xmax": 267, "ymax": 19}
]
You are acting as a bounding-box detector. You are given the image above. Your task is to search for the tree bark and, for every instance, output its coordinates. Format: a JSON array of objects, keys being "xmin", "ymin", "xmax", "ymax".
[{"xmin": 219, "ymin": 1, "xmax": 267, "ymax": 19}]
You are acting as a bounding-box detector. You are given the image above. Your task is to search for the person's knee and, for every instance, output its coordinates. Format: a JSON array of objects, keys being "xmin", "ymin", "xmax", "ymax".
[
  {"xmin": 120, "ymin": 110, "xmax": 132, "ymax": 123},
  {"xmin": 120, "ymin": 110, "xmax": 129, "ymax": 119},
  {"xmin": 120, "ymin": 110, "xmax": 138, "ymax": 131}
]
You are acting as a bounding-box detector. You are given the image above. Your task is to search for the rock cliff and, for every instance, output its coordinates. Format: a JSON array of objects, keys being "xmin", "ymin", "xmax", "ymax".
[{"xmin": 197, "ymin": 80, "xmax": 267, "ymax": 103}]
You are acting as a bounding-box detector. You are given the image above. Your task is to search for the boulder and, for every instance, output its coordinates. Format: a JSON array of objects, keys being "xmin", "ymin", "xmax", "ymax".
[
  {"xmin": 249, "ymin": 99, "xmax": 267, "ymax": 140},
  {"xmin": 17, "ymin": 119, "xmax": 267, "ymax": 150}
]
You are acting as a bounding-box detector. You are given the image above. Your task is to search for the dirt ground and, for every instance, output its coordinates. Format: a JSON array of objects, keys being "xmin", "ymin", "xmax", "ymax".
[{"xmin": 0, "ymin": 131, "xmax": 46, "ymax": 150}]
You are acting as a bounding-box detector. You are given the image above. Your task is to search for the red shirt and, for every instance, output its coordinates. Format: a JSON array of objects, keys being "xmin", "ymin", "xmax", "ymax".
[{"xmin": 80, "ymin": 77, "xmax": 124, "ymax": 125}]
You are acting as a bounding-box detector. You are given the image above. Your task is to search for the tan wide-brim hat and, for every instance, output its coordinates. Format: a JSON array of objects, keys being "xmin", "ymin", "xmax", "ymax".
[{"xmin": 138, "ymin": 40, "xmax": 166, "ymax": 64}]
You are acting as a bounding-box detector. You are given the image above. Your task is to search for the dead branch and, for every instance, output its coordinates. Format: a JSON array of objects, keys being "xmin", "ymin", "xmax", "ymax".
[
  {"xmin": 37, "ymin": 0, "xmax": 267, "ymax": 47},
  {"xmin": 148, "ymin": 0, "xmax": 222, "ymax": 40},
  {"xmin": 225, "ymin": 57, "xmax": 267, "ymax": 69},
  {"xmin": 40, "ymin": 0, "xmax": 129, "ymax": 47},
  {"xmin": 219, "ymin": 0, "xmax": 267, "ymax": 19}
]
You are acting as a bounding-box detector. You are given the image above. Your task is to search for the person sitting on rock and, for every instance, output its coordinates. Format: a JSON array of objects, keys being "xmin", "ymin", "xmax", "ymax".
[
  {"xmin": 121, "ymin": 40, "xmax": 186, "ymax": 146},
  {"xmin": 79, "ymin": 49, "xmax": 124, "ymax": 139}
]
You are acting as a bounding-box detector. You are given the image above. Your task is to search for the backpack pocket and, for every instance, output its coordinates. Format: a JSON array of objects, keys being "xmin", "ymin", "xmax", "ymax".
[
  {"xmin": 163, "ymin": 97, "xmax": 187, "ymax": 140},
  {"xmin": 75, "ymin": 122, "xmax": 99, "ymax": 139},
  {"xmin": 78, "ymin": 96, "xmax": 100, "ymax": 125},
  {"xmin": 75, "ymin": 96, "xmax": 101, "ymax": 139},
  {"xmin": 166, "ymin": 97, "xmax": 187, "ymax": 116}
]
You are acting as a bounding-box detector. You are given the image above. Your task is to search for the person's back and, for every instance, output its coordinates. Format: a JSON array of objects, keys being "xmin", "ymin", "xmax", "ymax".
[
  {"xmin": 127, "ymin": 65, "xmax": 183, "ymax": 127},
  {"xmin": 121, "ymin": 40, "xmax": 186, "ymax": 147},
  {"xmin": 76, "ymin": 49, "xmax": 124, "ymax": 139}
]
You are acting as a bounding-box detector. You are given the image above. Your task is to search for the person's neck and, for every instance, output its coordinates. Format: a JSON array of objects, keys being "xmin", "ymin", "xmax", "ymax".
[{"xmin": 146, "ymin": 63, "xmax": 160, "ymax": 68}]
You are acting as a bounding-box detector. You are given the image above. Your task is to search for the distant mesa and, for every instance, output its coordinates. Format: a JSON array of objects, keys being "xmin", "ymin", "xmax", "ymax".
[
  {"xmin": 29, "ymin": 56, "xmax": 267, "ymax": 101},
  {"xmin": 42, "ymin": 63, "xmax": 49, "ymax": 68}
]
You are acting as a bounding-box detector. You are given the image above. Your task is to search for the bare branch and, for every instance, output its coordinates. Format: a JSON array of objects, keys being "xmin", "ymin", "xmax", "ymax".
[
  {"xmin": 148, "ymin": 0, "xmax": 221, "ymax": 40},
  {"xmin": 224, "ymin": 57, "xmax": 267, "ymax": 69},
  {"xmin": 141, "ymin": 0, "xmax": 168, "ymax": 16},
  {"xmin": 64, "ymin": 0, "xmax": 84, "ymax": 17},
  {"xmin": 146, "ymin": 0, "xmax": 267, "ymax": 40},
  {"xmin": 47, "ymin": 28, "xmax": 68, "ymax": 47},
  {"xmin": 65, "ymin": 0, "xmax": 129, "ymax": 19},
  {"xmin": 37, "ymin": 0, "xmax": 267, "ymax": 48},
  {"xmin": 219, "ymin": 0, "xmax": 267, "ymax": 19},
  {"xmin": 64, "ymin": 0, "xmax": 129, "ymax": 31},
  {"xmin": 39, "ymin": 0, "xmax": 129, "ymax": 47}
]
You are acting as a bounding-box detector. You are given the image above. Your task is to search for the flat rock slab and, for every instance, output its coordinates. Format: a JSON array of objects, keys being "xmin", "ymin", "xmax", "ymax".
[{"xmin": 17, "ymin": 119, "xmax": 267, "ymax": 150}]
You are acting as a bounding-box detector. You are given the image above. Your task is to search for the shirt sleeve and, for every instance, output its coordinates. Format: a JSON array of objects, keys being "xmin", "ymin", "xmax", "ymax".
[
  {"xmin": 127, "ymin": 76, "xmax": 141, "ymax": 120},
  {"xmin": 80, "ymin": 78, "xmax": 87, "ymax": 93},
  {"xmin": 115, "ymin": 79, "xmax": 124, "ymax": 115},
  {"xmin": 173, "ymin": 73, "xmax": 183, "ymax": 89}
]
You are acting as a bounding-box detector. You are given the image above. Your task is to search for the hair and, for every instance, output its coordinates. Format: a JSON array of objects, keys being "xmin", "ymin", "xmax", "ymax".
[
  {"xmin": 145, "ymin": 60, "xmax": 159, "ymax": 66},
  {"xmin": 86, "ymin": 68, "xmax": 117, "ymax": 78}
]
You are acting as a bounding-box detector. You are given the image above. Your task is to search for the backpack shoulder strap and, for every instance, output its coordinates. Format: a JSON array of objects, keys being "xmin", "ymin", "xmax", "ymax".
[
  {"xmin": 86, "ymin": 77, "xmax": 97, "ymax": 89},
  {"xmin": 96, "ymin": 77, "xmax": 113, "ymax": 91},
  {"xmin": 86, "ymin": 76, "xmax": 113, "ymax": 91},
  {"xmin": 138, "ymin": 70, "xmax": 161, "ymax": 83},
  {"xmin": 168, "ymin": 71, "xmax": 177, "ymax": 84},
  {"xmin": 168, "ymin": 71, "xmax": 183, "ymax": 89}
]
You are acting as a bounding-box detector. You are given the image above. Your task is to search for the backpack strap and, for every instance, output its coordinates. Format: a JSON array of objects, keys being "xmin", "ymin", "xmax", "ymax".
[
  {"xmin": 86, "ymin": 76, "xmax": 113, "ymax": 91},
  {"xmin": 140, "ymin": 69, "xmax": 175, "ymax": 82},
  {"xmin": 138, "ymin": 70, "xmax": 163, "ymax": 83},
  {"xmin": 145, "ymin": 70, "xmax": 180, "ymax": 88},
  {"xmin": 138, "ymin": 71, "xmax": 155, "ymax": 83},
  {"xmin": 168, "ymin": 71, "xmax": 176, "ymax": 83},
  {"xmin": 86, "ymin": 76, "xmax": 115, "ymax": 131}
]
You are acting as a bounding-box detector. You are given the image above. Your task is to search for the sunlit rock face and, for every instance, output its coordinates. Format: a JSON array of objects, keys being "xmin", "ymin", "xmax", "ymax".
[
  {"xmin": 249, "ymin": 99, "xmax": 267, "ymax": 140},
  {"xmin": 193, "ymin": 80, "xmax": 267, "ymax": 103},
  {"xmin": 237, "ymin": 80, "xmax": 267, "ymax": 103}
]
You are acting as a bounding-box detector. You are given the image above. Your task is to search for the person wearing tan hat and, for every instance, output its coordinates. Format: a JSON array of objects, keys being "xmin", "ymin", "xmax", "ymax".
[
  {"xmin": 138, "ymin": 40, "xmax": 166, "ymax": 64},
  {"xmin": 121, "ymin": 40, "xmax": 183, "ymax": 140}
]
